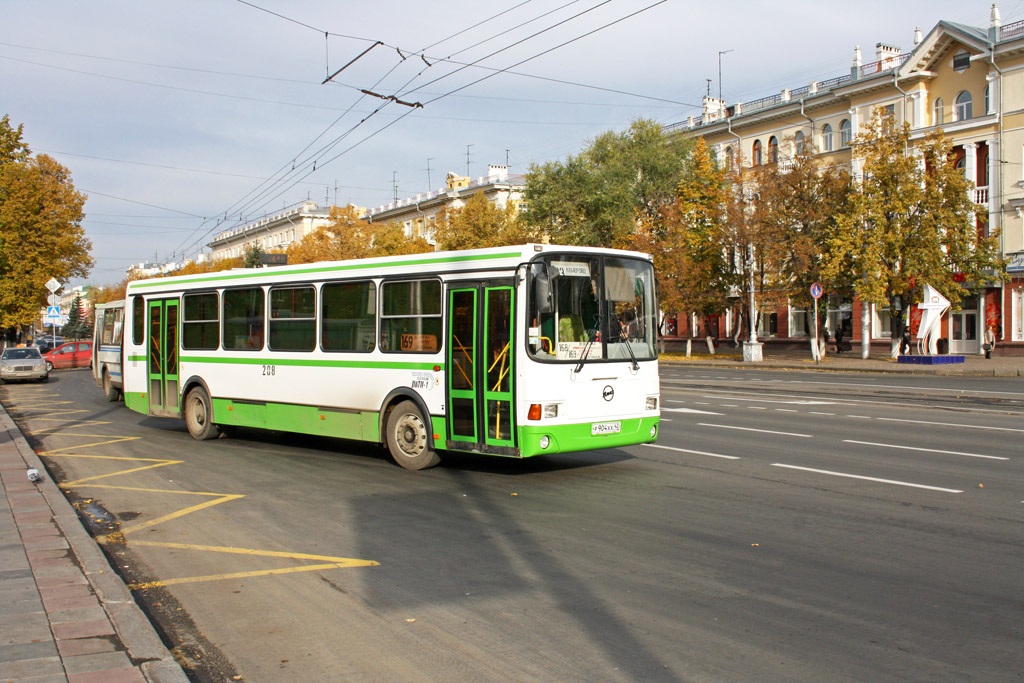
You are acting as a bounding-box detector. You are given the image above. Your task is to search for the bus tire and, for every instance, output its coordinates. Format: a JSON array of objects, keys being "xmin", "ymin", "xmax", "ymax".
[
  {"xmin": 102, "ymin": 370, "xmax": 119, "ymax": 402},
  {"xmin": 385, "ymin": 400, "xmax": 440, "ymax": 470},
  {"xmin": 184, "ymin": 387, "xmax": 220, "ymax": 441}
]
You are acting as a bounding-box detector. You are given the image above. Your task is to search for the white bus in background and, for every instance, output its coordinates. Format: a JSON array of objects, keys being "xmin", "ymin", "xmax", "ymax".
[
  {"xmin": 92, "ymin": 300, "xmax": 124, "ymax": 401},
  {"xmin": 119, "ymin": 244, "xmax": 660, "ymax": 469}
]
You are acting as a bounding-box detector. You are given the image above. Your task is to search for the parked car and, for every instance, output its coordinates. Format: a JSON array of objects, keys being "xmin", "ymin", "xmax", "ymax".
[
  {"xmin": 43, "ymin": 341, "xmax": 93, "ymax": 372},
  {"xmin": 0, "ymin": 347, "xmax": 49, "ymax": 383}
]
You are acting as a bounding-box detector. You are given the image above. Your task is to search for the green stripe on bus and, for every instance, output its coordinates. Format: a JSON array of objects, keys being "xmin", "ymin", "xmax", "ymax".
[
  {"xmin": 517, "ymin": 417, "xmax": 660, "ymax": 458},
  {"xmin": 128, "ymin": 251, "xmax": 521, "ymax": 290},
  {"xmin": 127, "ymin": 355, "xmax": 146, "ymax": 362},
  {"xmin": 180, "ymin": 356, "xmax": 443, "ymax": 371}
]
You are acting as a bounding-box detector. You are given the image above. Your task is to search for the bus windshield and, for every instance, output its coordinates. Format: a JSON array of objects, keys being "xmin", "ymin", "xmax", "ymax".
[{"xmin": 527, "ymin": 253, "xmax": 657, "ymax": 364}]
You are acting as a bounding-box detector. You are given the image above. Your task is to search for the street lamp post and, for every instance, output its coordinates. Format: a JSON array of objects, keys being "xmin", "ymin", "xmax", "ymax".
[{"xmin": 742, "ymin": 194, "xmax": 763, "ymax": 362}]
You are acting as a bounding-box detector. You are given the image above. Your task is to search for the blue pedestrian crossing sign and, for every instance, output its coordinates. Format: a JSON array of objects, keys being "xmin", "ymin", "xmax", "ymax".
[{"xmin": 46, "ymin": 306, "xmax": 60, "ymax": 317}]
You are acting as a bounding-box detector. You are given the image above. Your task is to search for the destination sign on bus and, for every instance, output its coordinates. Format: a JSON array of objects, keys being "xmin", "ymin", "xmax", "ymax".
[
  {"xmin": 556, "ymin": 341, "xmax": 602, "ymax": 361},
  {"xmin": 551, "ymin": 261, "xmax": 591, "ymax": 277},
  {"xmin": 401, "ymin": 334, "xmax": 438, "ymax": 352}
]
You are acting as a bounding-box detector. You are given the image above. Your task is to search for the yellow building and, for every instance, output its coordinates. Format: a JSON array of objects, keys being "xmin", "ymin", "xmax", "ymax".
[
  {"xmin": 672, "ymin": 5, "xmax": 1023, "ymax": 355},
  {"xmin": 364, "ymin": 165, "xmax": 525, "ymax": 245}
]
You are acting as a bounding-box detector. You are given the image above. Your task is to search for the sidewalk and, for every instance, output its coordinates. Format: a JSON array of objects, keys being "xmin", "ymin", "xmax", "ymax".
[
  {"xmin": 0, "ymin": 403, "xmax": 186, "ymax": 683},
  {"xmin": 661, "ymin": 347, "xmax": 1024, "ymax": 376}
]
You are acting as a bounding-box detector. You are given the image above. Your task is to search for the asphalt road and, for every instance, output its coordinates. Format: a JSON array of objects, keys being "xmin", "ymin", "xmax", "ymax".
[{"xmin": 2, "ymin": 367, "xmax": 1021, "ymax": 682}]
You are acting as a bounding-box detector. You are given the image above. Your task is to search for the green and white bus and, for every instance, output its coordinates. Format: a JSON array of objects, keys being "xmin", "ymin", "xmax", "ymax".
[{"xmin": 120, "ymin": 244, "xmax": 660, "ymax": 469}]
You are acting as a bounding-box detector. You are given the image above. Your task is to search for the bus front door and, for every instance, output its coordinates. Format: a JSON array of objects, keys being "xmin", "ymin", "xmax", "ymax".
[
  {"xmin": 147, "ymin": 299, "xmax": 180, "ymax": 417},
  {"xmin": 446, "ymin": 285, "xmax": 515, "ymax": 453}
]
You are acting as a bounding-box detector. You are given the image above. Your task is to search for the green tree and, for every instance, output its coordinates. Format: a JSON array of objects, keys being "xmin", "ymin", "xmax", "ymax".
[
  {"xmin": 242, "ymin": 242, "xmax": 265, "ymax": 268},
  {"xmin": 524, "ymin": 119, "xmax": 691, "ymax": 246},
  {"xmin": 825, "ymin": 110, "xmax": 1002, "ymax": 357},
  {"xmin": 63, "ymin": 294, "xmax": 84, "ymax": 340},
  {"xmin": 0, "ymin": 115, "xmax": 93, "ymax": 334},
  {"xmin": 434, "ymin": 191, "xmax": 538, "ymax": 251}
]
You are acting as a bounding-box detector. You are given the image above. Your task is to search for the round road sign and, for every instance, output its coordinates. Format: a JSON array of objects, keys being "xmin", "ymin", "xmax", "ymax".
[{"xmin": 810, "ymin": 282, "xmax": 823, "ymax": 299}]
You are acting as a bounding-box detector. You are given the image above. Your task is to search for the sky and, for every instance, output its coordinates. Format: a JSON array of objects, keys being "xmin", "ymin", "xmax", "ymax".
[{"xmin": 4, "ymin": 0, "xmax": 1021, "ymax": 287}]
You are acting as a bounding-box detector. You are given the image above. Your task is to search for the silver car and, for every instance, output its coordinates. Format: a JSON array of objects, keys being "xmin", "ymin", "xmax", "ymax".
[{"xmin": 1, "ymin": 347, "xmax": 49, "ymax": 383}]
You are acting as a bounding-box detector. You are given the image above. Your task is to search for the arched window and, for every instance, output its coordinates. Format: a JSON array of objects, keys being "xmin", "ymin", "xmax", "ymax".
[
  {"xmin": 955, "ymin": 90, "xmax": 973, "ymax": 120},
  {"xmin": 934, "ymin": 97, "xmax": 944, "ymax": 125},
  {"xmin": 752, "ymin": 139, "xmax": 763, "ymax": 166},
  {"xmin": 768, "ymin": 136, "xmax": 779, "ymax": 164},
  {"xmin": 822, "ymin": 124, "xmax": 833, "ymax": 152},
  {"xmin": 725, "ymin": 146, "xmax": 734, "ymax": 170},
  {"xmin": 794, "ymin": 130, "xmax": 806, "ymax": 155},
  {"xmin": 955, "ymin": 156, "xmax": 967, "ymax": 176},
  {"xmin": 840, "ymin": 119, "xmax": 852, "ymax": 146}
]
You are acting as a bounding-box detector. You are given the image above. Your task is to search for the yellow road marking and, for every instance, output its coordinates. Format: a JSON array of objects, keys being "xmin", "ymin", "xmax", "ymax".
[
  {"xmin": 39, "ymin": 435, "xmax": 142, "ymax": 453},
  {"xmin": 19, "ymin": 402, "xmax": 379, "ymax": 584},
  {"xmin": 128, "ymin": 562, "xmax": 376, "ymax": 590},
  {"xmin": 123, "ymin": 541, "xmax": 379, "ymax": 564}
]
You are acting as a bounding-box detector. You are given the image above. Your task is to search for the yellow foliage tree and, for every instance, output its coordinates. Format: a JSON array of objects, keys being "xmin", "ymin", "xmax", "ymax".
[
  {"xmin": 434, "ymin": 191, "xmax": 537, "ymax": 251},
  {"xmin": 0, "ymin": 116, "xmax": 93, "ymax": 330}
]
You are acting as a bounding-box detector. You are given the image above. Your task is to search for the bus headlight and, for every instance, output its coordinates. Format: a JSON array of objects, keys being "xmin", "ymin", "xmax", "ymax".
[
  {"xmin": 544, "ymin": 404, "xmax": 558, "ymax": 418},
  {"xmin": 646, "ymin": 396, "xmax": 658, "ymax": 411},
  {"xmin": 539, "ymin": 435, "xmax": 550, "ymax": 449}
]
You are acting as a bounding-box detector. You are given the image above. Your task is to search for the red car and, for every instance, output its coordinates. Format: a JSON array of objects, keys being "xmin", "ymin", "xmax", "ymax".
[{"xmin": 43, "ymin": 341, "xmax": 93, "ymax": 372}]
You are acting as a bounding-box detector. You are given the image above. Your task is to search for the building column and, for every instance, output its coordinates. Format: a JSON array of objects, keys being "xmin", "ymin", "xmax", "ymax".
[
  {"xmin": 986, "ymin": 72, "xmax": 998, "ymax": 116},
  {"xmin": 912, "ymin": 90, "xmax": 926, "ymax": 129},
  {"xmin": 964, "ymin": 142, "xmax": 978, "ymax": 186},
  {"xmin": 987, "ymin": 138, "xmax": 999, "ymax": 235}
]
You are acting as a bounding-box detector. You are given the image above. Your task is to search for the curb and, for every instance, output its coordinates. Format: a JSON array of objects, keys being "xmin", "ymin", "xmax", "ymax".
[{"xmin": 0, "ymin": 403, "xmax": 188, "ymax": 683}]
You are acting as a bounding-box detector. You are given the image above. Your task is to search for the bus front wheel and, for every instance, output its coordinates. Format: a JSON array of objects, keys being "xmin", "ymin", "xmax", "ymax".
[
  {"xmin": 185, "ymin": 387, "xmax": 220, "ymax": 441},
  {"xmin": 386, "ymin": 400, "xmax": 440, "ymax": 470}
]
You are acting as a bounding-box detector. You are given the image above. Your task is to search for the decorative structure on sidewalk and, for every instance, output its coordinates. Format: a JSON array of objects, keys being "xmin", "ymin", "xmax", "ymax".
[{"xmin": 916, "ymin": 284, "xmax": 950, "ymax": 356}]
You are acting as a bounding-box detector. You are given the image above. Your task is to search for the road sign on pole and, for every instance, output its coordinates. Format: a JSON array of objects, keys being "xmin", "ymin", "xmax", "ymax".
[
  {"xmin": 810, "ymin": 283, "xmax": 823, "ymax": 363},
  {"xmin": 45, "ymin": 277, "xmax": 61, "ymax": 293},
  {"xmin": 810, "ymin": 282, "xmax": 823, "ymax": 299}
]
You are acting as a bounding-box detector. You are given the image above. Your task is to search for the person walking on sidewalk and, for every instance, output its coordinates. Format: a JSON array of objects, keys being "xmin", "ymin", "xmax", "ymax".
[
  {"xmin": 834, "ymin": 325, "xmax": 844, "ymax": 354},
  {"xmin": 984, "ymin": 325, "xmax": 997, "ymax": 359}
]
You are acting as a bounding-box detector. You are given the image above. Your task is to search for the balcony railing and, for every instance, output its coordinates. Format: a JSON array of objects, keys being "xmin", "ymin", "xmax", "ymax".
[
  {"xmin": 972, "ymin": 187, "xmax": 989, "ymax": 205},
  {"xmin": 1001, "ymin": 19, "xmax": 1024, "ymax": 40}
]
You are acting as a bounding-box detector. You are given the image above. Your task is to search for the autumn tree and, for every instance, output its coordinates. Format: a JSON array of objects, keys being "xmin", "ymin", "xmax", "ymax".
[
  {"xmin": 825, "ymin": 110, "xmax": 1002, "ymax": 357},
  {"xmin": 0, "ymin": 115, "xmax": 93, "ymax": 333},
  {"xmin": 367, "ymin": 222, "xmax": 433, "ymax": 257},
  {"xmin": 434, "ymin": 191, "xmax": 538, "ymax": 251},
  {"xmin": 628, "ymin": 137, "xmax": 732, "ymax": 352},
  {"xmin": 524, "ymin": 119, "xmax": 691, "ymax": 246},
  {"xmin": 752, "ymin": 142, "xmax": 854, "ymax": 345},
  {"xmin": 286, "ymin": 205, "xmax": 370, "ymax": 264}
]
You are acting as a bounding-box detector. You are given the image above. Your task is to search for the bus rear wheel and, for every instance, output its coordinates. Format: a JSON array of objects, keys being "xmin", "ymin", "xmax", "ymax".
[
  {"xmin": 386, "ymin": 400, "xmax": 440, "ymax": 470},
  {"xmin": 185, "ymin": 387, "xmax": 220, "ymax": 441},
  {"xmin": 102, "ymin": 370, "xmax": 119, "ymax": 402}
]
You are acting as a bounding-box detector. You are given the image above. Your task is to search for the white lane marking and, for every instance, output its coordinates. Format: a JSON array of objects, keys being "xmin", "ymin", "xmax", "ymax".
[
  {"xmin": 847, "ymin": 415, "xmax": 872, "ymax": 419},
  {"xmin": 877, "ymin": 417, "xmax": 1024, "ymax": 433},
  {"xmin": 694, "ymin": 401, "xmax": 710, "ymax": 405},
  {"xmin": 664, "ymin": 377, "xmax": 1024, "ymax": 399},
  {"xmin": 697, "ymin": 423, "xmax": 813, "ymax": 438},
  {"xmin": 720, "ymin": 404, "xmax": 739, "ymax": 407},
  {"xmin": 659, "ymin": 383, "xmax": 1024, "ymax": 416},
  {"xmin": 699, "ymin": 394, "xmax": 840, "ymax": 406},
  {"xmin": 749, "ymin": 406, "xmax": 767, "ymax": 410},
  {"xmin": 771, "ymin": 463, "xmax": 963, "ymax": 493},
  {"xmin": 643, "ymin": 444, "xmax": 740, "ymax": 460},
  {"xmin": 662, "ymin": 407, "xmax": 724, "ymax": 415},
  {"xmin": 843, "ymin": 440, "xmax": 1009, "ymax": 461},
  {"xmin": 775, "ymin": 409, "xmax": 798, "ymax": 413},
  {"xmin": 809, "ymin": 412, "xmax": 834, "ymax": 416}
]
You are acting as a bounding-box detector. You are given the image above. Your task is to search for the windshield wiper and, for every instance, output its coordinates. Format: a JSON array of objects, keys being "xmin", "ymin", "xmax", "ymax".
[
  {"xmin": 617, "ymin": 320, "xmax": 639, "ymax": 371},
  {"xmin": 574, "ymin": 329, "xmax": 598, "ymax": 374}
]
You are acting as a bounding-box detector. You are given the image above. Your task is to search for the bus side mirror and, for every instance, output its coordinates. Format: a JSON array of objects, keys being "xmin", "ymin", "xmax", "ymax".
[{"xmin": 533, "ymin": 267, "xmax": 553, "ymax": 314}]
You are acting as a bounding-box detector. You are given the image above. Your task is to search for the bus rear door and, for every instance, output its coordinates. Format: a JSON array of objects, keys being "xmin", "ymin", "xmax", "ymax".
[{"xmin": 147, "ymin": 299, "xmax": 180, "ymax": 417}]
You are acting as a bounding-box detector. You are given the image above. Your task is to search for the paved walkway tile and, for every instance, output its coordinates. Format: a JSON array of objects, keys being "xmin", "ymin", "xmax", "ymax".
[
  {"xmin": 55, "ymin": 636, "xmax": 118, "ymax": 658},
  {"xmin": 0, "ymin": 655, "xmax": 65, "ymax": 680},
  {"xmin": 51, "ymin": 619, "xmax": 116, "ymax": 641},
  {"xmin": 68, "ymin": 668, "xmax": 147, "ymax": 683}
]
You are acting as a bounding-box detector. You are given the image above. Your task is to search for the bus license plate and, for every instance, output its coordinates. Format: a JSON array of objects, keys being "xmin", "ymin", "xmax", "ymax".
[{"xmin": 591, "ymin": 421, "xmax": 621, "ymax": 435}]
